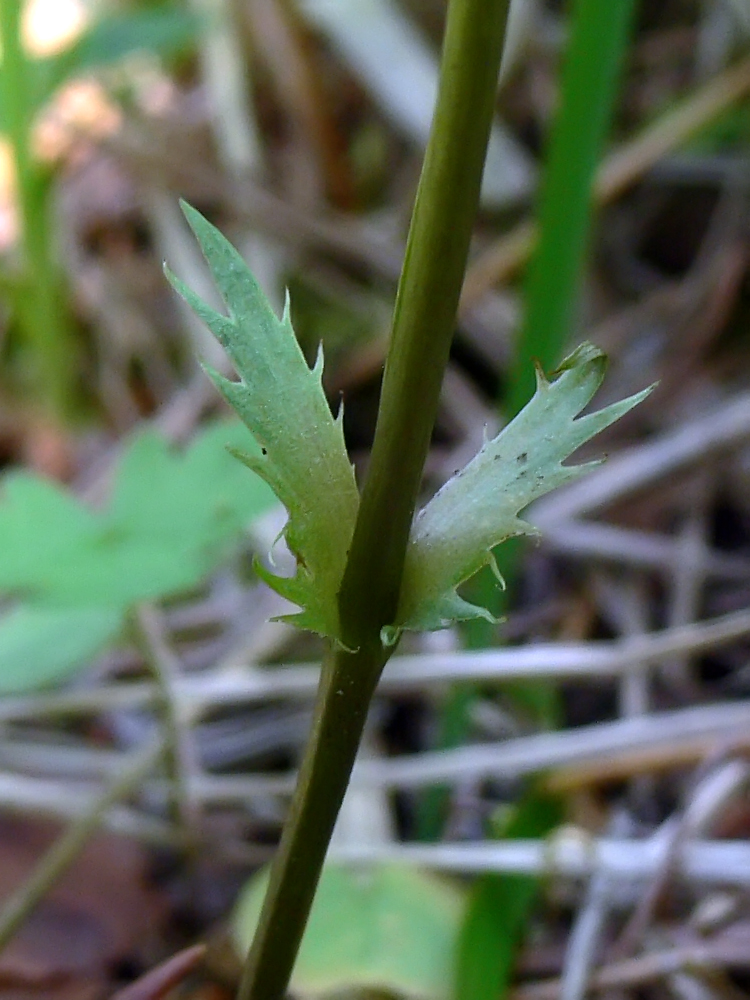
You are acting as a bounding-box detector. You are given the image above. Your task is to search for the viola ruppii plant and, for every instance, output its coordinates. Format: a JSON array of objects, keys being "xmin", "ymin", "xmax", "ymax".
[
  {"xmin": 168, "ymin": 208, "xmax": 648, "ymax": 646},
  {"xmin": 167, "ymin": 3, "xmax": 651, "ymax": 999},
  {"xmin": 166, "ymin": 206, "xmax": 652, "ymax": 997}
]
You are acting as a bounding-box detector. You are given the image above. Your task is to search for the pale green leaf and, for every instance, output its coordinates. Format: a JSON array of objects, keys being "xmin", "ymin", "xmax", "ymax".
[
  {"xmin": 0, "ymin": 421, "xmax": 276, "ymax": 609},
  {"xmin": 166, "ymin": 202, "xmax": 360, "ymax": 641},
  {"xmin": 99, "ymin": 421, "xmax": 276, "ymax": 605},
  {"xmin": 232, "ymin": 862, "xmax": 464, "ymax": 1000},
  {"xmin": 0, "ymin": 475, "xmax": 100, "ymax": 594},
  {"xmin": 0, "ymin": 606, "xmax": 123, "ymax": 694},
  {"xmin": 395, "ymin": 344, "xmax": 653, "ymax": 634},
  {"xmin": 0, "ymin": 421, "xmax": 276, "ymax": 690}
]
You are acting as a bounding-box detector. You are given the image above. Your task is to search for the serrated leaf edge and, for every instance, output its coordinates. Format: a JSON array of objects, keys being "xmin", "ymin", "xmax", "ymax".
[{"xmin": 393, "ymin": 345, "xmax": 654, "ymax": 636}]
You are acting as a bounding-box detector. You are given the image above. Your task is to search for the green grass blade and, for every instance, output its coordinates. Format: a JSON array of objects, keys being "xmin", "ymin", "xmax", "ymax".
[
  {"xmin": 454, "ymin": 3, "xmax": 638, "ymax": 995},
  {"xmin": 508, "ymin": 0, "xmax": 637, "ymax": 415},
  {"xmin": 454, "ymin": 792, "xmax": 562, "ymax": 1000}
]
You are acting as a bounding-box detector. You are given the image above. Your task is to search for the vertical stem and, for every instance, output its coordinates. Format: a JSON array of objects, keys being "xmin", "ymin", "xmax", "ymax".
[
  {"xmin": 0, "ymin": 3, "xmax": 31, "ymax": 202},
  {"xmin": 237, "ymin": 645, "xmax": 385, "ymax": 1000},
  {"xmin": 236, "ymin": 1, "xmax": 512, "ymax": 997},
  {"xmin": 339, "ymin": 0, "xmax": 511, "ymax": 648},
  {"xmin": 0, "ymin": 0, "xmax": 74, "ymax": 419}
]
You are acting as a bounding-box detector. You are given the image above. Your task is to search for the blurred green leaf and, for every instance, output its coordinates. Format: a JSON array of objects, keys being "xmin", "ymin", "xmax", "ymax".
[
  {"xmin": 0, "ymin": 421, "xmax": 276, "ymax": 608},
  {"xmin": 0, "ymin": 605, "xmax": 123, "ymax": 694},
  {"xmin": 31, "ymin": 6, "xmax": 197, "ymax": 114},
  {"xmin": 0, "ymin": 420, "xmax": 277, "ymax": 691},
  {"xmin": 0, "ymin": 474, "xmax": 100, "ymax": 594},
  {"xmin": 233, "ymin": 862, "xmax": 465, "ymax": 1000}
]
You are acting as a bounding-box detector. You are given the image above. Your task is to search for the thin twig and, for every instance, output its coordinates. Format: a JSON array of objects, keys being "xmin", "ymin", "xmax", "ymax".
[
  {"xmin": 511, "ymin": 938, "xmax": 750, "ymax": 1000},
  {"xmin": 171, "ymin": 700, "xmax": 750, "ymax": 803},
  {"xmin": 461, "ymin": 55, "xmax": 750, "ymax": 304},
  {"xmin": 0, "ymin": 769, "xmax": 180, "ymax": 842},
  {"xmin": 111, "ymin": 944, "xmax": 207, "ymax": 1000},
  {"xmin": 660, "ymin": 473, "xmax": 713, "ymax": 696},
  {"xmin": 353, "ymin": 700, "xmax": 750, "ymax": 789},
  {"xmin": 540, "ymin": 521, "xmax": 750, "ymax": 580},
  {"xmin": 559, "ymin": 816, "xmax": 630, "ymax": 1000},
  {"xmin": 596, "ymin": 574, "xmax": 654, "ymax": 808},
  {"xmin": 133, "ymin": 604, "xmax": 202, "ymax": 840},
  {"xmin": 613, "ymin": 757, "xmax": 750, "ymax": 958},
  {"xmin": 2, "ymin": 704, "xmax": 750, "ymax": 815},
  {"xmin": 1, "ymin": 609, "xmax": 750, "ymax": 721},
  {"xmin": 0, "ymin": 739, "xmax": 163, "ymax": 955},
  {"xmin": 329, "ymin": 837, "xmax": 750, "ymax": 885}
]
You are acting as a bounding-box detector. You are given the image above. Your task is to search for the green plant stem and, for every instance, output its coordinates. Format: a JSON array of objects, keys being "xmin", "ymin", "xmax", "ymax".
[
  {"xmin": 339, "ymin": 0, "xmax": 510, "ymax": 646},
  {"xmin": 0, "ymin": 3, "xmax": 32, "ymax": 214},
  {"xmin": 236, "ymin": 1, "xmax": 511, "ymax": 998},
  {"xmin": 0, "ymin": 739, "xmax": 162, "ymax": 954},
  {"xmin": 0, "ymin": 0, "xmax": 74, "ymax": 419},
  {"xmin": 236, "ymin": 644, "xmax": 384, "ymax": 1000}
]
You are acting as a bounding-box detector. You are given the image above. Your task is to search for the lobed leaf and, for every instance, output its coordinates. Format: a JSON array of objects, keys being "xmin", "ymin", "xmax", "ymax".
[
  {"xmin": 0, "ymin": 421, "xmax": 275, "ymax": 609},
  {"xmin": 233, "ymin": 862, "xmax": 464, "ymax": 1000},
  {"xmin": 0, "ymin": 420, "xmax": 276, "ymax": 691},
  {"xmin": 0, "ymin": 606, "xmax": 123, "ymax": 695},
  {"xmin": 166, "ymin": 202, "xmax": 360, "ymax": 641},
  {"xmin": 394, "ymin": 343, "xmax": 653, "ymax": 635}
]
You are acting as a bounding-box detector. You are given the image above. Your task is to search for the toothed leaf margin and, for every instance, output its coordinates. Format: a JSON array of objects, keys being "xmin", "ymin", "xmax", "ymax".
[
  {"xmin": 165, "ymin": 203, "xmax": 360, "ymax": 642},
  {"xmin": 393, "ymin": 343, "xmax": 653, "ymax": 636}
]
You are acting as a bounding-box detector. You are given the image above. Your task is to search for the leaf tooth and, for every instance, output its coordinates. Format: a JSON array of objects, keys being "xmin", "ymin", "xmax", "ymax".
[
  {"xmin": 165, "ymin": 268, "xmax": 237, "ymax": 354},
  {"xmin": 281, "ymin": 288, "xmax": 293, "ymax": 330},
  {"xmin": 561, "ymin": 458, "xmax": 603, "ymax": 479},
  {"xmin": 486, "ymin": 549, "xmax": 507, "ymax": 588},
  {"xmin": 439, "ymin": 590, "xmax": 498, "ymax": 627},
  {"xmin": 333, "ymin": 393, "xmax": 344, "ymax": 427},
  {"xmin": 572, "ymin": 382, "xmax": 655, "ymax": 440},
  {"xmin": 533, "ymin": 359, "xmax": 549, "ymax": 391},
  {"xmin": 217, "ymin": 411, "xmax": 289, "ymax": 504},
  {"xmin": 273, "ymin": 607, "xmax": 325, "ymax": 634},
  {"xmin": 202, "ymin": 373, "xmax": 260, "ymax": 440},
  {"xmin": 380, "ymin": 624, "xmax": 402, "ymax": 647},
  {"xmin": 253, "ymin": 557, "xmax": 307, "ymax": 604},
  {"xmin": 180, "ymin": 201, "xmax": 281, "ymax": 346},
  {"xmin": 226, "ymin": 445, "xmax": 269, "ymax": 478},
  {"xmin": 549, "ymin": 341, "xmax": 606, "ymax": 376},
  {"xmin": 491, "ymin": 515, "xmax": 539, "ymax": 548},
  {"xmin": 202, "ymin": 362, "xmax": 238, "ymax": 394},
  {"xmin": 313, "ymin": 341, "xmax": 325, "ymax": 382}
]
